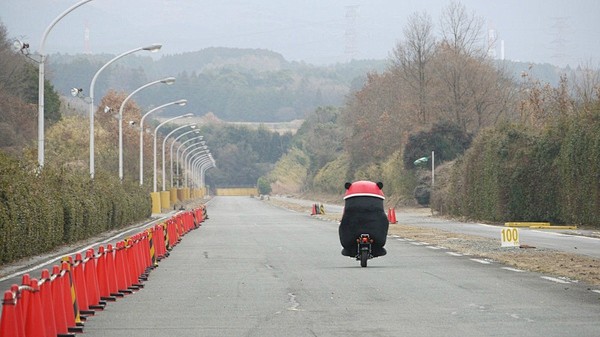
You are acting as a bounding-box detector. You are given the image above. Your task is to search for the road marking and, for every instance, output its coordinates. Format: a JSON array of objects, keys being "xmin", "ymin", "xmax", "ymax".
[
  {"xmin": 426, "ymin": 246, "xmax": 442, "ymax": 250},
  {"xmin": 501, "ymin": 267, "xmax": 525, "ymax": 273},
  {"xmin": 470, "ymin": 258, "xmax": 492, "ymax": 264},
  {"xmin": 540, "ymin": 276, "xmax": 571, "ymax": 284},
  {"xmin": 446, "ymin": 252, "xmax": 462, "ymax": 257},
  {"xmin": 396, "ymin": 238, "xmax": 406, "ymax": 242},
  {"xmin": 591, "ymin": 290, "xmax": 600, "ymax": 294},
  {"xmin": 410, "ymin": 242, "xmax": 424, "ymax": 246},
  {"xmin": 287, "ymin": 293, "xmax": 302, "ymax": 311}
]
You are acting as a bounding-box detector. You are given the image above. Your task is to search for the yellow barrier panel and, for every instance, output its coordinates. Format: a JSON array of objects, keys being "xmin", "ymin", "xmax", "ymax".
[
  {"xmin": 150, "ymin": 192, "xmax": 161, "ymax": 214},
  {"xmin": 160, "ymin": 191, "xmax": 171, "ymax": 211},
  {"xmin": 170, "ymin": 188, "xmax": 178, "ymax": 204},
  {"xmin": 215, "ymin": 188, "xmax": 258, "ymax": 196},
  {"xmin": 504, "ymin": 222, "xmax": 551, "ymax": 227}
]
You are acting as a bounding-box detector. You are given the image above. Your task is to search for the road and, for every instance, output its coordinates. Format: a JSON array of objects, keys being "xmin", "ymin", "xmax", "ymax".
[
  {"xmin": 74, "ymin": 196, "xmax": 599, "ymax": 337},
  {"xmin": 272, "ymin": 196, "xmax": 600, "ymax": 259}
]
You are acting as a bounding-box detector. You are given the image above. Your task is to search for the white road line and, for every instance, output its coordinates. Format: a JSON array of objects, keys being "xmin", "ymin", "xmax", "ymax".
[
  {"xmin": 396, "ymin": 238, "xmax": 406, "ymax": 242},
  {"xmin": 410, "ymin": 242, "xmax": 424, "ymax": 246},
  {"xmin": 501, "ymin": 267, "xmax": 525, "ymax": 273},
  {"xmin": 446, "ymin": 252, "xmax": 462, "ymax": 257},
  {"xmin": 426, "ymin": 246, "xmax": 442, "ymax": 250},
  {"xmin": 470, "ymin": 258, "xmax": 492, "ymax": 265},
  {"xmin": 540, "ymin": 276, "xmax": 571, "ymax": 284},
  {"xmin": 592, "ymin": 290, "xmax": 600, "ymax": 294}
]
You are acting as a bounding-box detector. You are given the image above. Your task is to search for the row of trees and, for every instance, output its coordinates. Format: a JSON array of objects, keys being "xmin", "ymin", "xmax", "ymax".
[{"xmin": 267, "ymin": 2, "xmax": 600, "ymax": 226}]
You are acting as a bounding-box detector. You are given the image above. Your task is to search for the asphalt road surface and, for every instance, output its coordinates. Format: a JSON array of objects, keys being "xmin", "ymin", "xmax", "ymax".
[{"xmin": 75, "ymin": 196, "xmax": 599, "ymax": 337}]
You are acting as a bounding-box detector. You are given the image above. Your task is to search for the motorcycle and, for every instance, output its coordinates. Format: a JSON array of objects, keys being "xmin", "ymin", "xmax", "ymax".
[{"xmin": 356, "ymin": 234, "xmax": 373, "ymax": 267}]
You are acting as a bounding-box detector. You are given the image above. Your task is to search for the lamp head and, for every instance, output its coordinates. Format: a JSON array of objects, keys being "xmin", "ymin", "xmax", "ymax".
[
  {"xmin": 175, "ymin": 99, "xmax": 187, "ymax": 106},
  {"xmin": 184, "ymin": 113, "xmax": 194, "ymax": 118},
  {"xmin": 143, "ymin": 43, "xmax": 162, "ymax": 52},
  {"xmin": 70, "ymin": 88, "xmax": 82, "ymax": 97},
  {"xmin": 161, "ymin": 77, "xmax": 176, "ymax": 85}
]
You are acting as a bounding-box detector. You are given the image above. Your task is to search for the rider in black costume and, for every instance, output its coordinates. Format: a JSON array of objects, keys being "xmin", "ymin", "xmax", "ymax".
[{"xmin": 339, "ymin": 181, "xmax": 389, "ymax": 257}]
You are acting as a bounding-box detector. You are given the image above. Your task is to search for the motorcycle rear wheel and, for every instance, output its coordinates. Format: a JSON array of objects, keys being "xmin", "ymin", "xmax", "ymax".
[{"xmin": 360, "ymin": 250, "xmax": 368, "ymax": 267}]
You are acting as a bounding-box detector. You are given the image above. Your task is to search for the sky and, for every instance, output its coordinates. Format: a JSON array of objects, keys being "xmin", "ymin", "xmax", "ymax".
[{"xmin": 1, "ymin": 0, "xmax": 599, "ymax": 67}]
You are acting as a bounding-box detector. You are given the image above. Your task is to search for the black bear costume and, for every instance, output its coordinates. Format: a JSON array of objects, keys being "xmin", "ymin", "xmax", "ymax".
[{"xmin": 339, "ymin": 181, "xmax": 389, "ymax": 257}]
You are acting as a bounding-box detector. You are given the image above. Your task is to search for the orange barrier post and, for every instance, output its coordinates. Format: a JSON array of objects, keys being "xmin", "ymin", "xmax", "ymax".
[
  {"xmin": 0, "ymin": 290, "xmax": 19, "ymax": 337},
  {"xmin": 114, "ymin": 241, "xmax": 133, "ymax": 294},
  {"xmin": 72, "ymin": 253, "xmax": 94, "ymax": 316},
  {"xmin": 105, "ymin": 244, "xmax": 124, "ymax": 298},
  {"xmin": 24, "ymin": 278, "xmax": 46, "ymax": 337},
  {"xmin": 96, "ymin": 246, "xmax": 116, "ymax": 303},
  {"xmin": 51, "ymin": 265, "xmax": 77, "ymax": 337},
  {"xmin": 19, "ymin": 274, "xmax": 31, "ymax": 324},
  {"xmin": 39, "ymin": 269, "xmax": 58, "ymax": 337},
  {"xmin": 10, "ymin": 284, "xmax": 25, "ymax": 337},
  {"xmin": 61, "ymin": 260, "xmax": 84, "ymax": 331},
  {"xmin": 84, "ymin": 249, "xmax": 105, "ymax": 311}
]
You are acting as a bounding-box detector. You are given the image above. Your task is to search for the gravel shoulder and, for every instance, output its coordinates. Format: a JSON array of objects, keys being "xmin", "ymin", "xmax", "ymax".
[{"xmin": 264, "ymin": 197, "xmax": 600, "ymax": 287}]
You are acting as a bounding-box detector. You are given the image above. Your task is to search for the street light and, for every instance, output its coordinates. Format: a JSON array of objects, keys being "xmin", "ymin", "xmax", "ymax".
[
  {"xmin": 191, "ymin": 154, "xmax": 215, "ymax": 189},
  {"xmin": 170, "ymin": 131, "xmax": 202, "ymax": 188},
  {"xmin": 89, "ymin": 43, "xmax": 162, "ymax": 178},
  {"xmin": 118, "ymin": 77, "xmax": 176, "ymax": 180},
  {"xmin": 139, "ymin": 99, "xmax": 187, "ymax": 185},
  {"xmin": 161, "ymin": 123, "xmax": 196, "ymax": 191},
  {"xmin": 189, "ymin": 152, "xmax": 211, "ymax": 188},
  {"xmin": 179, "ymin": 142, "xmax": 207, "ymax": 187},
  {"xmin": 34, "ymin": 0, "xmax": 93, "ymax": 168},
  {"xmin": 176, "ymin": 137, "xmax": 205, "ymax": 188},
  {"xmin": 184, "ymin": 147, "xmax": 209, "ymax": 187},
  {"xmin": 153, "ymin": 113, "xmax": 194, "ymax": 192}
]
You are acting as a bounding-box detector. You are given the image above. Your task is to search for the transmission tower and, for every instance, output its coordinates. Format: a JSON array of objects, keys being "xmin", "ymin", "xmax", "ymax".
[
  {"xmin": 550, "ymin": 17, "xmax": 571, "ymax": 66},
  {"xmin": 84, "ymin": 21, "xmax": 91, "ymax": 54},
  {"xmin": 345, "ymin": 5, "xmax": 359, "ymax": 60}
]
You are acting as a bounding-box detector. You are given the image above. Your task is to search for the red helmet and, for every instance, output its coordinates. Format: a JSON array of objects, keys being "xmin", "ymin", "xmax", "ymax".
[{"xmin": 343, "ymin": 181, "xmax": 384, "ymax": 200}]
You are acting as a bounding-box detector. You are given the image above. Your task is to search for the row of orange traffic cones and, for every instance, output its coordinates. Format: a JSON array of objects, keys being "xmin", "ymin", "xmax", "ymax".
[{"xmin": 0, "ymin": 206, "xmax": 206, "ymax": 337}]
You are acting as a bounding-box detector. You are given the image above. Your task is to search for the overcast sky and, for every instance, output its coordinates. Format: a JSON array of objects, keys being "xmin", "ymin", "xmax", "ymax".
[{"xmin": 1, "ymin": 0, "xmax": 598, "ymax": 67}]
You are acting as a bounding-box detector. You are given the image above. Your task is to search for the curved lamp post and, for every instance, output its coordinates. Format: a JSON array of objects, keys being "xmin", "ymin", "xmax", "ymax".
[
  {"xmin": 191, "ymin": 154, "xmax": 215, "ymax": 189},
  {"xmin": 153, "ymin": 113, "xmax": 194, "ymax": 192},
  {"xmin": 161, "ymin": 123, "xmax": 196, "ymax": 191},
  {"xmin": 36, "ymin": 0, "xmax": 93, "ymax": 168},
  {"xmin": 189, "ymin": 152, "xmax": 211, "ymax": 188},
  {"xmin": 89, "ymin": 43, "xmax": 162, "ymax": 178},
  {"xmin": 139, "ymin": 99, "xmax": 187, "ymax": 185},
  {"xmin": 170, "ymin": 130, "xmax": 201, "ymax": 188},
  {"xmin": 176, "ymin": 137, "xmax": 205, "ymax": 188},
  {"xmin": 118, "ymin": 76, "xmax": 176, "ymax": 180},
  {"xmin": 183, "ymin": 147, "xmax": 209, "ymax": 187}
]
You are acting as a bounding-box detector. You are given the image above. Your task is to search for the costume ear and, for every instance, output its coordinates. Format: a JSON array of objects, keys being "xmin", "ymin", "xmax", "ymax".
[
  {"xmin": 344, "ymin": 182, "xmax": 352, "ymax": 190},
  {"xmin": 376, "ymin": 182, "xmax": 383, "ymax": 189}
]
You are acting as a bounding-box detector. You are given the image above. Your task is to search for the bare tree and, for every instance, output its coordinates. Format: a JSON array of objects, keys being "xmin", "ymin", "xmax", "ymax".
[
  {"xmin": 390, "ymin": 11, "xmax": 436, "ymax": 124},
  {"xmin": 439, "ymin": 1, "xmax": 485, "ymax": 57}
]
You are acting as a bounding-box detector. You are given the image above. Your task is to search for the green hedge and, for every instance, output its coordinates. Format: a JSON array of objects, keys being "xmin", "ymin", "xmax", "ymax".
[
  {"xmin": 0, "ymin": 153, "xmax": 151, "ymax": 265},
  {"xmin": 438, "ymin": 114, "xmax": 600, "ymax": 227}
]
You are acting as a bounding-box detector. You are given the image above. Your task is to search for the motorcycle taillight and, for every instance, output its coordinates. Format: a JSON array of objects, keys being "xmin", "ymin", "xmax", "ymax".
[{"xmin": 361, "ymin": 237, "xmax": 369, "ymax": 243}]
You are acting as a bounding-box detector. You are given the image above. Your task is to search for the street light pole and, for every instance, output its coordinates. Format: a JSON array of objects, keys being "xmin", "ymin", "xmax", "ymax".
[
  {"xmin": 170, "ymin": 131, "xmax": 201, "ymax": 188},
  {"xmin": 118, "ymin": 77, "xmax": 175, "ymax": 180},
  {"xmin": 89, "ymin": 43, "xmax": 162, "ymax": 178},
  {"xmin": 153, "ymin": 113, "xmax": 194, "ymax": 192},
  {"xmin": 37, "ymin": 0, "xmax": 92, "ymax": 168},
  {"xmin": 161, "ymin": 123, "xmax": 196, "ymax": 191},
  {"xmin": 139, "ymin": 99, "xmax": 187, "ymax": 185},
  {"xmin": 176, "ymin": 137, "xmax": 205, "ymax": 188}
]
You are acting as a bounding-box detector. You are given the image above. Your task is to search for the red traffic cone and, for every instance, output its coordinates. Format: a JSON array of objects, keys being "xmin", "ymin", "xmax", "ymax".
[
  {"xmin": 10, "ymin": 284, "xmax": 26, "ymax": 337},
  {"xmin": 40, "ymin": 269, "xmax": 58, "ymax": 337},
  {"xmin": 24, "ymin": 278, "xmax": 47, "ymax": 337},
  {"xmin": 0, "ymin": 290, "xmax": 19, "ymax": 337}
]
